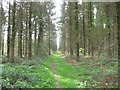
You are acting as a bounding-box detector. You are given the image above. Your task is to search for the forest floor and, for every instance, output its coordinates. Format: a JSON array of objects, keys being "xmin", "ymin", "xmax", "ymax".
[
  {"xmin": 52, "ymin": 60, "xmax": 61, "ymax": 88},
  {"xmin": 1, "ymin": 53, "xmax": 118, "ymax": 88},
  {"xmin": 52, "ymin": 54, "xmax": 118, "ymax": 88}
]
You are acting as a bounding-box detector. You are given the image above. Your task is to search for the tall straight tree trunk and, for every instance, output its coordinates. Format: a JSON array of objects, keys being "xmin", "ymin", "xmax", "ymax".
[
  {"xmin": 69, "ymin": 2, "xmax": 73, "ymax": 58},
  {"xmin": 98, "ymin": 3, "xmax": 104, "ymax": 57},
  {"xmin": 22, "ymin": 36, "xmax": 25, "ymax": 57},
  {"xmin": 90, "ymin": 3, "xmax": 94, "ymax": 57},
  {"xmin": 0, "ymin": 2, "xmax": 2, "ymax": 55},
  {"xmin": 62, "ymin": 2, "xmax": 66, "ymax": 54},
  {"xmin": 112, "ymin": 27, "xmax": 115, "ymax": 54},
  {"xmin": 48, "ymin": 21, "xmax": 51, "ymax": 55},
  {"xmin": 25, "ymin": 7, "xmax": 28, "ymax": 57},
  {"xmin": 88, "ymin": 2, "xmax": 92, "ymax": 56},
  {"xmin": 37, "ymin": 26, "xmax": 40, "ymax": 55},
  {"xmin": 62, "ymin": 18, "xmax": 66, "ymax": 55},
  {"xmin": 91, "ymin": 5, "xmax": 94, "ymax": 57},
  {"xmin": 82, "ymin": 3, "xmax": 86, "ymax": 55},
  {"xmin": 2, "ymin": 35, "xmax": 4, "ymax": 56},
  {"xmin": 88, "ymin": 3, "xmax": 91, "ymax": 55},
  {"xmin": 104, "ymin": 4, "xmax": 113, "ymax": 57},
  {"xmin": 116, "ymin": 2, "xmax": 120, "ymax": 60},
  {"xmin": 0, "ymin": 3, "xmax": 4, "ymax": 56},
  {"xmin": 18, "ymin": 5, "xmax": 23, "ymax": 58},
  {"xmin": 63, "ymin": 27, "xmax": 66, "ymax": 54},
  {"xmin": 108, "ymin": 32, "xmax": 111, "ymax": 56},
  {"xmin": 7, "ymin": 3, "xmax": 11, "ymax": 58},
  {"xmin": 1, "ymin": 5, "xmax": 4, "ymax": 56},
  {"xmin": 91, "ymin": 30, "xmax": 94, "ymax": 57},
  {"xmin": 106, "ymin": 4, "xmax": 112, "ymax": 57},
  {"xmin": 28, "ymin": 2, "xmax": 32, "ymax": 59},
  {"xmin": 74, "ymin": 2, "xmax": 79, "ymax": 61},
  {"xmin": 10, "ymin": 1, "xmax": 16, "ymax": 62},
  {"xmin": 34, "ymin": 17, "xmax": 37, "ymax": 55},
  {"xmin": 37, "ymin": 22, "xmax": 42, "ymax": 55}
]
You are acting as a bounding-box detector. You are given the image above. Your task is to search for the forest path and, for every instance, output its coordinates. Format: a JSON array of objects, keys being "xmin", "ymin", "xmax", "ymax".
[
  {"xmin": 52, "ymin": 60, "xmax": 61, "ymax": 88},
  {"xmin": 51, "ymin": 54, "xmax": 78, "ymax": 88},
  {"xmin": 51, "ymin": 54, "xmax": 118, "ymax": 88}
]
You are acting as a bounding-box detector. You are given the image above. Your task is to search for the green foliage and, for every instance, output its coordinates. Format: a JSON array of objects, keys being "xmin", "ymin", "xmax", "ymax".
[
  {"xmin": 14, "ymin": 81, "xmax": 33, "ymax": 88},
  {"xmin": 1, "ymin": 54, "xmax": 118, "ymax": 88},
  {"xmin": 79, "ymin": 48, "xmax": 84, "ymax": 52},
  {"xmin": 77, "ymin": 80, "xmax": 100, "ymax": 88},
  {"xmin": 53, "ymin": 54, "xmax": 118, "ymax": 88},
  {"xmin": 0, "ymin": 55, "xmax": 8, "ymax": 63},
  {"xmin": 1, "ymin": 56, "xmax": 56, "ymax": 88}
]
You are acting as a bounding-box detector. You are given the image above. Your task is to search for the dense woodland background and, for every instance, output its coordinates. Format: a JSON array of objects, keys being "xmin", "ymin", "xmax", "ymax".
[{"xmin": 0, "ymin": 0, "xmax": 120, "ymax": 88}]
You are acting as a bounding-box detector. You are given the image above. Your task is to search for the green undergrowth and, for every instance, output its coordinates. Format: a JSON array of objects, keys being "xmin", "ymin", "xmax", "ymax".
[
  {"xmin": 53, "ymin": 54, "xmax": 118, "ymax": 88},
  {"xmin": 1, "ymin": 53, "xmax": 118, "ymax": 88},
  {"xmin": 52, "ymin": 54, "xmax": 78, "ymax": 88},
  {"xmin": 1, "ymin": 56, "xmax": 56, "ymax": 88}
]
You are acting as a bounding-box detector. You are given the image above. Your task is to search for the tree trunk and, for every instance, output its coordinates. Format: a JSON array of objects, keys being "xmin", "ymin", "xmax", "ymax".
[
  {"xmin": 48, "ymin": 22, "xmax": 51, "ymax": 55},
  {"xmin": 75, "ymin": 2, "xmax": 79, "ymax": 61},
  {"xmin": 69, "ymin": 2, "xmax": 73, "ymax": 58},
  {"xmin": 28, "ymin": 2, "xmax": 32, "ymax": 59},
  {"xmin": 10, "ymin": 1, "xmax": 16, "ymax": 62},
  {"xmin": 34, "ymin": 17, "xmax": 37, "ymax": 55},
  {"xmin": 37, "ymin": 22, "xmax": 43, "ymax": 55},
  {"xmin": 2, "ymin": 36, "xmax": 4, "ymax": 56},
  {"xmin": 0, "ymin": 3, "xmax": 2, "ymax": 55},
  {"xmin": 88, "ymin": 3, "xmax": 92, "ymax": 56},
  {"xmin": 22, "ymin": 36, "xmax": 25, "ymax": 57},
  {"xmin": 116, "ymin": 2, "xmax": 120, "ymax": 60},
  {"xmin": 7, "ymin": 3, "xmax": 11, "ymax": 58},
  {"xmin": 88, "ymin": 2, "xmax": 93, "ymax": 56},
  {"xmin": 62, "ymin": 2, "xmax": 66, "ymax": 55},
  {"xmin": 105, "ymin": 4, "xmax": 112, "ymax": 57},
  {"xmin": 82, "ymin": 3, "xmax": 86, "ymax": 55},
  {"xmin": 62, "ymin": 18, "xmax": 66, "ymax": 55},
  {"xmin": 0, "ymin": 3, "xmax": 4, "ymax": 56},
  {"xmin": 18, "ymin": 5, "xmax": 23, "ymax": 58},
  {"xmin": 25, "ymin": 7, "xmax": 28, "ymax": 57}
]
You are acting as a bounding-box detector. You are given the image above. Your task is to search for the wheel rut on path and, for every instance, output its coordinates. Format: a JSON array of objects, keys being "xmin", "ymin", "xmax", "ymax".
[{"xmin": 52, "ymin": 60, "xmax": 61, "ymax": 89}]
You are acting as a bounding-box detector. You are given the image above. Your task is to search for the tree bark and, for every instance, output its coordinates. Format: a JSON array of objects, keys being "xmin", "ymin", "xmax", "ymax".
[
  {"xmin": 37, "ymin": 22, "xmax": 43, "ymax": 55},
  {"xmin": 88, "ymin": 2, "xmax": 93, "ymax": 56},
  {"xmin": 63, "ymin": 27, "xmax": 66, "ymax": 54},
  {"xmin": 48, "ymin": 21, "xmax": 51, "ymax": 55},
  {"xmin": 82, "ymin": 3, "xmax": 86, "ymax": 55},
  {"xmin": 69, "ymin": 2, "xmax": 73, "ymax": 58},
  {"xmin": 34, "ymin": 17, "xmax": 37, "ymax": 55},
  {"xmin": 7, "ymin": 3, "xmax": 11, "ymax": 58},
  {"xmin": 10, "ymin": 1, "xmax": 16, "ymax": 62},
  {"xmin": 116, "ymin": 2, "xmax": 120, "ymax": 60},
  {"xmin": 28, "ymin": 2, "xmax": 32, "ymax": 59},
  {"xmin": 25, "ymin": 6, "xmax": 28, "ymax": 57},
  {"xmin": 1, "ymin": 4, "xmax": 4, "ymax": 56},
  {"xmin": 18, "ymin": 4, "xmax": 23, "ymax": 58},
  {"xmin": 2, "ymin": 36, "xmax": 4, "ymax": 56},
  {"xmin": 106, "ymin": 4, "xmax": 112, "ymax": 57},
  {"xmin": 0, "ymin": 3, "xmax": 2, "ymax": 55},
  {"xmin": 75, "ymin": 2, "xmax": 79, "ymax": 61},
  {"xmin": 62, "ymin": 2, "xmax": 66, "ymax": 55},
  {"xmin": 88, "ymin": 3, "xmax": 92, "ymax": 56}
]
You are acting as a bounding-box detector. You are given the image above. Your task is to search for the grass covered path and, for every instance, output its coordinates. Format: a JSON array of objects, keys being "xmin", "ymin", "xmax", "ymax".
[
  {"xmin": 2, "ymin": 53, "xmax": 118, "ymax": 88},
  {"xmin": 48, "ymin": 54, "xmax": 118, "ymax": 88},
  {"xmin": 34, "ymin": 54, "xmax": 80, "ymax": 88},
  {"xmin": 52, "ymin": 54, "xmax": 79, "ymax": 88},
  {"xmin": 34, "ymin": 54, "xmax": 77, "ymax": 88},
  {"xmin": 52, "ymin": 60, "xmax": 61, "ymax": 88}
]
